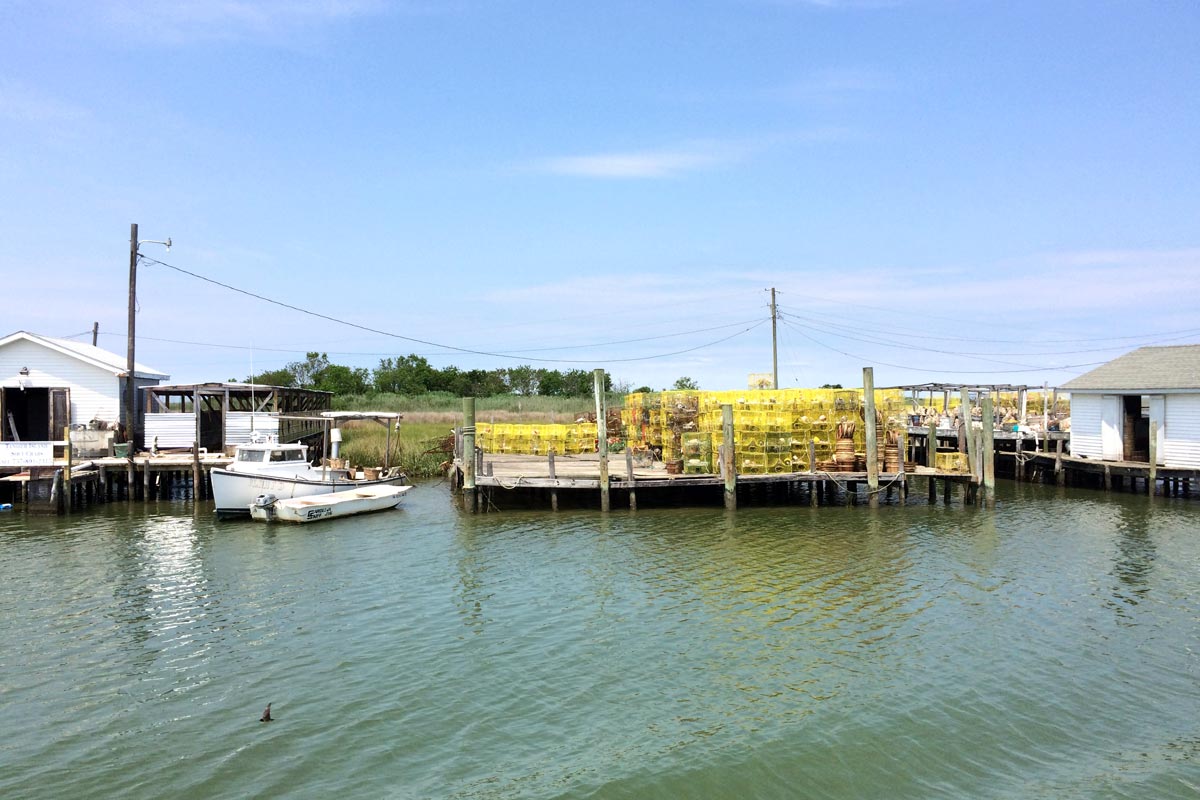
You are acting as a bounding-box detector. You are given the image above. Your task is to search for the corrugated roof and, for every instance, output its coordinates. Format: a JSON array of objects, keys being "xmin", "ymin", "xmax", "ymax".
[
  {"xmin": 0, "ymin": 330, "xmax": 169, "ymax": 380},
  {"xmin": 1059, "ymin": 345, "xmax": 1200, "ymax": 391}
]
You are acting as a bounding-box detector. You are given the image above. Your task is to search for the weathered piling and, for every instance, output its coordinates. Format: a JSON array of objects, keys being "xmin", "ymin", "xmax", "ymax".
[
  {"xmin": 463, "ymin": 397, "xmax": 477, "ymax": 513},
  {"xmin": 864, "ymin": 367, "xmax": 879, "ymax": 508},
  {"xmin": 594, "ymin": 369, "xmax": 610, "ymax": 512},
  {"xmin": 722, "ymin": 404, "xmax": 736, "ymax": 510}
]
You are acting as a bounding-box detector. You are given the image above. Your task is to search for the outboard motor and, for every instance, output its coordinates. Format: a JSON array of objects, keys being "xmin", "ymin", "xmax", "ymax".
[{"xmin": 252, "ymin": 493, "xmax": 278, "ymax": 521}]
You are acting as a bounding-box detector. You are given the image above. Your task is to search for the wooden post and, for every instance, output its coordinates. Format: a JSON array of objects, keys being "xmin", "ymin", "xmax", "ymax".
[
  {"xmin": 1104, "ymin": 464, "xmax": 1112, "ymax": 491},
  {"xmin": 926, "ymin": 419, "xmax": 937, "ymax": 468},
  {"xmin": 127, "ymin": 223, "xmax": 139, "ymax": 452},
  {"xmin": 463, "ymin": 398, "xmax": 477, "ymax": 513},
  {"xmin": 898, "ymin": 430, "xmax": 907, "ymax": 501},
  {"xmin": 981, "ymin": 393, "xmax": 995, "ymax": 506},
  {"xmin": 722, "ymin": 403, "xmax": 736, "ymax": 510},
  {"xmin": 625, "ymin": 446, "xmax": 637, "ymax": 511},
  {"xmin": 960, "ymin": 389, "xmax": 978, "ymax": 494},
  {"xmin": 192, "ymin": 442, "xmax": 201, "ymax": 501},
  {"xmin": 808, "ymin": 439, "xmax": 817, "ymax": 507},
  {"xmin": 1054, "ymin": 438, "xmax": 1065, "ymax": 486},
  {"xmin": 594, "ymin": 369, "xmax": 610, "ymax": 512},
  {"xmin": 548, "ymin": 449, "xmax": 558, "ymax": 512},
  {"xmin": 143, "ymin": 457, "xmax": 152, "ymax": 500},
  {"xmin": 63, "ymin": 427, "xmax": 73, "ymax": 513},
  {"xmin": 864, "ymin": 367, "xmax": 879, "ymax": 508},
  {"xmin": 1148, "ymin": 420, "xmax": 1158, "ymax": 496},
  {"xmin": 1019, "ymin": 387, "xmax": 1028, "ymax": 426}
]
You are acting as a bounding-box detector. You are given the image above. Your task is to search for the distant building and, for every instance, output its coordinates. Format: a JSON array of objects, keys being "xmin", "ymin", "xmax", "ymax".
[
  {"xmin": 1059, "ymin": 345, "xmax": 1200, "ymax": 468},
  {"xmin": 0, "ymin": 331, "xmax": 168, "ymax": 442}
]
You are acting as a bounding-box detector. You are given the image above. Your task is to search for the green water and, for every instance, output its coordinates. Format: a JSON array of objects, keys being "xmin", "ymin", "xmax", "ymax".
[{"xmin": 1, "ymin": 482, "xmax": 1198, "ymax": 799}]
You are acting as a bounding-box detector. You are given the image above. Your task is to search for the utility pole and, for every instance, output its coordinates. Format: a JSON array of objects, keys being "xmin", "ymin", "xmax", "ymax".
[
  {"xmin": 770, "ymin": 287, "xmax": 779, "ymax": 390},
  {"xmin": 126, "ymin": 223, "xmax": 138, "ymax": 451},
  {"xmin": 91, "ymin": 322, "xmax": 99, "ymax": 347}
]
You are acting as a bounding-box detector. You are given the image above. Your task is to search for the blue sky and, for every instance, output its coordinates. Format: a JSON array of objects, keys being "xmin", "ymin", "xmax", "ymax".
[{"xmin": 3, "ymin": 0, "xmax": 1198, "ymax": 391}]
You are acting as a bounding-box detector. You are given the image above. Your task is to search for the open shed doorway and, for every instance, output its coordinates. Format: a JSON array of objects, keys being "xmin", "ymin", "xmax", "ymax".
[{"xmin": 1, "ymin": 387, "xmax": 69, "ymax": 441}]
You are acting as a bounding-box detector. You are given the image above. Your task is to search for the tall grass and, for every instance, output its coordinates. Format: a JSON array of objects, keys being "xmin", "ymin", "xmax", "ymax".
[
  {"xmin": 334, "ymin": 392, "xmax": 611, "ymax": 422},
  {"xmin": 338, "ymin": 421, "xmax": 452, "ymax": 480}
]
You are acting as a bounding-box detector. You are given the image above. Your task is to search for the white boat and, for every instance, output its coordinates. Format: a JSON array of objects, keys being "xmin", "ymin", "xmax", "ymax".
[
  {"xmin": 211, "ymin": 429, "xmax": 407, "ymax": 518},
  {"xmin": 249, "ymin": 484, "xmax": 412, "ymax": 523}
]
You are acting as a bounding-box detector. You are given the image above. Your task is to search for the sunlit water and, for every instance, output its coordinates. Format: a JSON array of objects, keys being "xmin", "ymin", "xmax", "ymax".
[{"xmin": 1, "ymin": 481, "xmax": 1198, "ymax": 799}]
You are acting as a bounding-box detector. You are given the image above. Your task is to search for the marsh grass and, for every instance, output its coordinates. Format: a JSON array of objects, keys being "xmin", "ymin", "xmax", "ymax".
[
  {"xmin": 335, "ymin": 392, "xmax": 609, "ymax": 423},
  {"xmin": 338, "ymin": 421, "xmax": 452, "ymax": 479}
]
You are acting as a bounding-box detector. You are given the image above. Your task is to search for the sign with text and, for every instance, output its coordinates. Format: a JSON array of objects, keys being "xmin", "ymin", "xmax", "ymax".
[{"xmin": 0, "ymin": 441, "xmax": 54, "ymax": 467}]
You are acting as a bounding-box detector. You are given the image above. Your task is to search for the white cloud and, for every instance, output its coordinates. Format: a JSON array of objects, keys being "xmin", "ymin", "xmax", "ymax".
[
  {"xmin": 0, "ymin": 81, "xmax": 88, "ymax": 124},
  {"xmin": 530, "ymin": 140, "xmax": 742, "ymax": 179},
  {"xmin": 96, "ymin": 0, "xmax": 389, "ymax": 42}
]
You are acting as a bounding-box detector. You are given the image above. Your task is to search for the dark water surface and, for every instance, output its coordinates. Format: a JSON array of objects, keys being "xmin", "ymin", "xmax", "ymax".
[{"xmin": 1, "ymin": 481, "xmax": 1198, "ymax": 799}]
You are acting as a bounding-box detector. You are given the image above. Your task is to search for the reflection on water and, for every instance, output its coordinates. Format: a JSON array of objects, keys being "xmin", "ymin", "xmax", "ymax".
[{"xmin": 1, "ymin": 483, "xmax": 1199, "ymax": 800}]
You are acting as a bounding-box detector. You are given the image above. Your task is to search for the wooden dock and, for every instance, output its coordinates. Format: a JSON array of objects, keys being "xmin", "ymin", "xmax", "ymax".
[
  {"xmin": 456, "ymin": 450, "xmax": 978, "ymax": 511},
  {"xmin": 0, "ymin": 453, "xmax": 231, "ymax": 513}
]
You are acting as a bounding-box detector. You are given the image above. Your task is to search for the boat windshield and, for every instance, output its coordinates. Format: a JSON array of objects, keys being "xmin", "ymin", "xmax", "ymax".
[
  {"xmin": 269, "ymin": 449, "xmax": 306, "ymax": 462},
  {"xmin": 238, "ymin": 450, "xmax": 266, "ymax": 463}
]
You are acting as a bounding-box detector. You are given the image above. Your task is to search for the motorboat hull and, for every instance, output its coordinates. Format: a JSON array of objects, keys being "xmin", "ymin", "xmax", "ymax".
[
  {"xmin": 249, "ymin": 484, "xmax": 413, "ymax": 523},
  {"xmin": 212, "ymin": 467, "xmax": 408, "ymax": 518}
]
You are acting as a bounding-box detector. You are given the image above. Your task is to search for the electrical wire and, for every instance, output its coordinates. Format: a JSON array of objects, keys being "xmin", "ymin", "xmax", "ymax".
[
  {"xmin": 779, "ymin": 316, "xmax": 1108, "ymax": 375},
  {"xmin": 777, "ymin": 301, "xmax": 1200, "ymax": 346},
  {"xmin": 138, "ymin": 255, "xmax": 767, "ymax": 364}
]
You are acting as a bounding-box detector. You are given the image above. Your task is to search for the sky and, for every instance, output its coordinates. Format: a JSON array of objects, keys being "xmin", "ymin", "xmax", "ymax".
[{"xmin": 2, "ymin": 0, "xmax": 1198, "ymax": 392}]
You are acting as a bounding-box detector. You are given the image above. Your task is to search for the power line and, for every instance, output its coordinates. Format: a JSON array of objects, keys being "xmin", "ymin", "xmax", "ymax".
[
  {"xmin": 778, "ymin": 317, "xmax": 1107, "ymax": 375},
  {"xmin": 777, "ymin": 302, "xmax": 1200, "ymax": 346},
  {"xmin": 139, "ymin": 255, "xmax": 767, "ymax": 364}
]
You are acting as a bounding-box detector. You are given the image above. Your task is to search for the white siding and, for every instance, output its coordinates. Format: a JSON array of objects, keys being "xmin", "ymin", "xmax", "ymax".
[
  {"xmin": 1070, "ymin": 393, "xmax": 1103, "ymax": 459},
  {"xmin": 0, "ymin": 338, "xmax": 121, "ymax": 426},
  {"xmin": 1163, "ymin": 394, "xmax": 1200, "ymax": 469},
  {"xmin": 145, "ymin": 413, "xmax": 198, "ymax": 448},
  {"xmin": 225, "ymin": 412, "xmax": 279, "ymax": 445}
]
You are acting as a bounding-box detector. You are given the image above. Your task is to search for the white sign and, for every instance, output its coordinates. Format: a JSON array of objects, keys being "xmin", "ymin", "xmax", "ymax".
[{"xmin": 0, "ymin": 441, "xmax": 54, "ymax": 467}]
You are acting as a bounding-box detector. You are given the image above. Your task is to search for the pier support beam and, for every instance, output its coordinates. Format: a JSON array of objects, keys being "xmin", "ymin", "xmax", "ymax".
[
  {"xmin": 1148, "ymin": 420, "xmax": 1158, "ymax": 496},
  {"xmin": 981, "ymin": 394, "xmax": 995, "ymax": 507},
  {"xmin": 722, "ymin": 404, "xmax": 736, "ymax": 510},
  {"xmin": 548, "ymin": 450, "xmax": 558, "ymax": 512},
  {"xmin": 864, "ymin": 367, "xmax": 879, "ymax": 508},
  {"xmin": 594, "ymin": 369, "xmax": 610, "ymax": 512},
  {"xmin": 463, "ymin": 397, "xmax": 477, "ymax": 513}
]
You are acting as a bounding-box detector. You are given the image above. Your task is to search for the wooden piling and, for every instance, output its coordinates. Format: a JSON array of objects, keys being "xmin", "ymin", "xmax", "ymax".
[
  {"xmin": 1054, "ymin": 439, "xmax": 1064, "ymax": 486},
  {"xmin": 463, "ymin": 398, "xmax": 477, "ymax": 513},
  {"xmin": 808, "ymin": 440, "xmax": 818, "ymax": 507},
  {"xmin": 1148, "ymin": 420, "xmax": 1158, "ymax": 496},
  {"xmin": 722, "ymin": 404, "xmax": 736, "ymax": 510},
  {"xmin": 981, "ymin": 394, "xmax": 995, "ymax": 506},
  {"xmin": 864, "ymin": 367, "xmax": 879, "ymax": 508},
  {"xmin": 594, "ymin": 369, "xmax": 610, "ymax": 512},
  {"xmin": 192, "ymin": 442, "xmax": 200, "ymax": 501},
  {"xmin": 625, "ymin": 447, "xmax": 637, "ymax": 511},
  {"xmin": 548, "ymin": 450, "xmax": 558, "ymax": 512}
]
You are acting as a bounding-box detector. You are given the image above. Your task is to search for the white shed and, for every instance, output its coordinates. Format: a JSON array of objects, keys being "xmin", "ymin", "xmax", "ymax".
[
  {"xmin": 0, "ymin": 331, "xmax": 168, "ymax": 442},
  {"xmin": 1059, "ymin": 345, "xmax": 1200, "ymax": 468}
]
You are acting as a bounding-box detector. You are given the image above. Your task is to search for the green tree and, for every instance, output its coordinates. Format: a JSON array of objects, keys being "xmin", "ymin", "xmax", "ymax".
[
  {"xmin": 672, "ymin": 376, "xmax": 699, "ymax": 391},
  {"xmin": 316, "ymin": 364, "xmax": 370, "ymax": 395},
  {"xmin": 245, "ymin": 367, "xmax": 296, "ymax": 386},
  {"xmin": 288, "ymin": 352, "xmax": 331, "ymax": 389},
  {"xmin": 505, "ymin": 365, "xmax": 538, "ymax": 396},
  {"xmin": 374, "ymin": 355, "xmax": 436, "ymax": 394},
  {"xmin": 633, "ymin": 386, "xmax": 653, "ymax": 394}
]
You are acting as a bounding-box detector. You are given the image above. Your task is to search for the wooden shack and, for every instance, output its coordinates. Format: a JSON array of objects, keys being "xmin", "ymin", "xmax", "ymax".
[
  {"xmin": 1060, "ymin": 344, "xmax": 1200, "ymax": 468},
  {"xmin": 0, "ymin": 330, "xmax": 167, "ymax": 450},
  {"xmin": 144, "ymin": 382, "xmax": 331, "ymax": 454}
]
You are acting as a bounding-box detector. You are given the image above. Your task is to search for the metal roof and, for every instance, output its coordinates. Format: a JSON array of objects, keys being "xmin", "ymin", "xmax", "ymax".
[
  {"xmin": 0, "ymin": 330, "xmax": 169, "ymax": 380},
  {"xmin": 1059, "ymin": 345, "xmax": 1200, "ymax": 391}
]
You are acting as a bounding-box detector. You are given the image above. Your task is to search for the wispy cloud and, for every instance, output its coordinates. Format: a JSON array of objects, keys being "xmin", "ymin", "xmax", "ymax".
[
  {"xmin": 526, "ymin": 129, "xmax": 852, "ymax": 180},
  {"xmin": 0, "ymin": 80, "xmax": 89, "ymax": 124},
  {"xmin": 766, "ymin": 67, "xmax": 894, "ymax": 102},
  {"xmin": 96, "ymin": 0, "xmax": 389, "ymax": 43},
  {"xmin": 529, "ymin": 140, "xmax": 744, "ymax": 179}
]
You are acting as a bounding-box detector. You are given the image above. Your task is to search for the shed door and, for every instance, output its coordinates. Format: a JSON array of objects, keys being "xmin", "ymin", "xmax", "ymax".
[
  {"xmin": 1148, "ymin": 395, "xmax": 1166, "ymax": 465},
  {"xmin": 50, "ymin": 388, "xmax": 71, "ymax": 440},
  {"xmin": 1100, "ymin": 395, "xmax": 1123, "ymax": 461}
]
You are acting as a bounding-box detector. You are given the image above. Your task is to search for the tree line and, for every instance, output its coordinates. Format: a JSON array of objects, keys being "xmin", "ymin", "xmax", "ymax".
[{"xmin": 245, "ymin": 352, "xmax": 623, "ymax": 397}]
